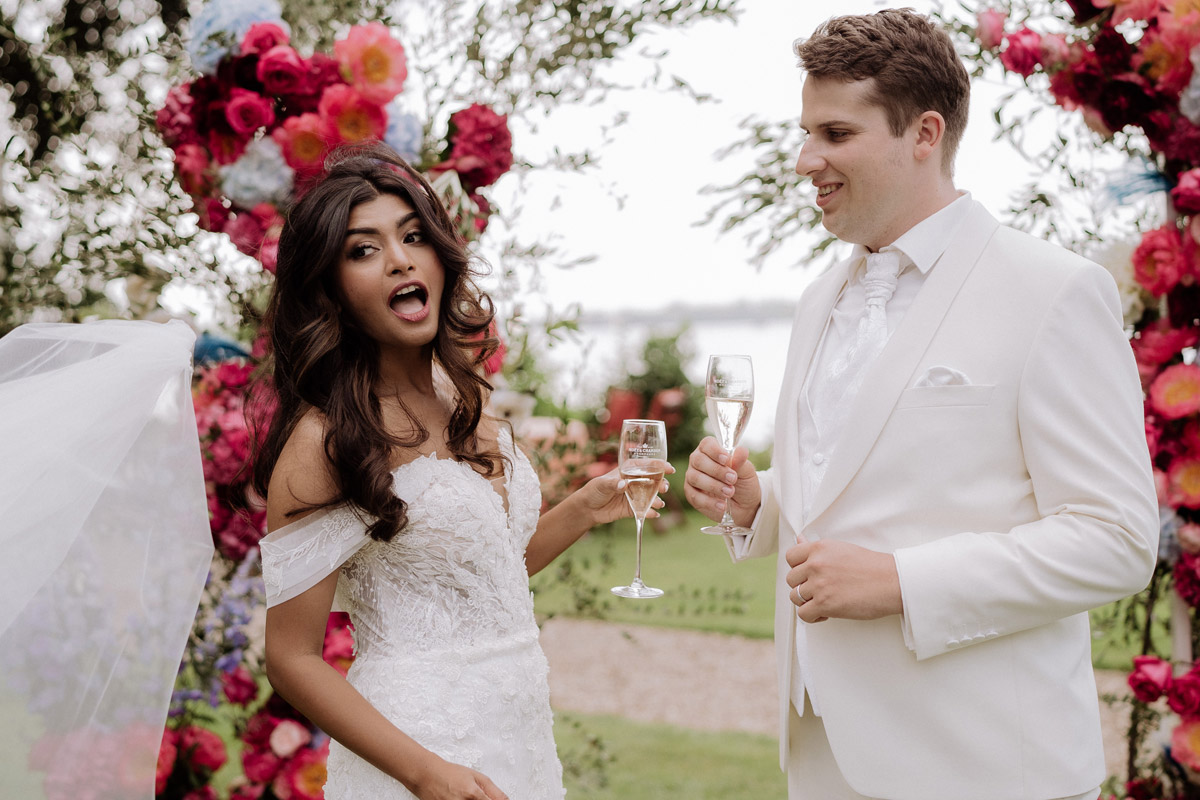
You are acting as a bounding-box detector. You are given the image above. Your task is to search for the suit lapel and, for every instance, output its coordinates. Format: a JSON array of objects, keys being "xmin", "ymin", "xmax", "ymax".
[
  {"xmin": 804, "ymin": 201, "xmax": 1002, "ymax": 526},
  {"xmin": 775, "ymin": 257, "xmax": 852, "ymax": 535}
]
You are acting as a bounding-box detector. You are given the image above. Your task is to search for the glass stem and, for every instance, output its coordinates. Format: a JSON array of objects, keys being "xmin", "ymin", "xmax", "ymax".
[
  {"xmin": 633, "ymin": 514, "xmax": 646, "ymax": 586},
  {"xmin": 720, "ymin": 506, "xmax": 736, "ymax": 527}
]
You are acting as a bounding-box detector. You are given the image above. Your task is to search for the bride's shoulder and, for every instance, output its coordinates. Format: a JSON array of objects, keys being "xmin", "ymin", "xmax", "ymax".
[{"xmin": 267, "ymin": 408, "xmax": 339, "ymax": 533}]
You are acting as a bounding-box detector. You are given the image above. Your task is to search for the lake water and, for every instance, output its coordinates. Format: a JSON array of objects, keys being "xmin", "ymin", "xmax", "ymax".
[{"xmin": 531, "ymin": 303, "xmax": 797, "ymax": 452}]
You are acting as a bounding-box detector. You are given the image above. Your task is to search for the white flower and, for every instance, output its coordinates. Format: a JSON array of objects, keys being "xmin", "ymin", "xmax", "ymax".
[
  {"xmin": 219, "ymin": 137, "xmax": 294, "ymax": 208},
  {"xmin": 1181, "ymin": 45, "xmax": 1200, "ymax": 125},
  {"xmin": 1088, "ymin": 238, "xmax": 1149, "ymax": 326}
]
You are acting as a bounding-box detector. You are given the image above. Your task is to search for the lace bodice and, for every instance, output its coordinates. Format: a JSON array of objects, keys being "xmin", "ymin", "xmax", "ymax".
[{"xmin": 260, "ymin": 428, "xmax": 564, "ymax": 800}]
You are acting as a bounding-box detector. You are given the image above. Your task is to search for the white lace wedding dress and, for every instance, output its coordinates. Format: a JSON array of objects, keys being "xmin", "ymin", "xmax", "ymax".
[{"xmin": 260, "ymin": 427, "xmax": 565, "ymax": 799}]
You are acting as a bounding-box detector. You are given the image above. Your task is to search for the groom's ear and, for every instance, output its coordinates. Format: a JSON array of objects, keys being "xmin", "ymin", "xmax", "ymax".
[{"xmin": 912, "ymin": 111, "xmax": 946, "ymax": 163}]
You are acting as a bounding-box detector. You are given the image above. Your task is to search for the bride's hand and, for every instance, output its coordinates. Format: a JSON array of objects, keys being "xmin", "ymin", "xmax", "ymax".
[
  {"xmin": 413, "ymin": 759, "xmax": 510, "ymax": 800},
  {"xmin": 579, "ymin": 465, "xmax": 673, "ymax": 526}
]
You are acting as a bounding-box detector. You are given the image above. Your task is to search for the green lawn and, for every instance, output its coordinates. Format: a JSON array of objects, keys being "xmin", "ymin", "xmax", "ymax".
[
  {"xmin": 534, "ymin": 506, "xmax": 1151, "ymax": 673},
  {"xmin": 532, "ymin": 509, "xmax": 777, "ymax": 639},
  {"xmin": 555, "ymin": 711, "xmax": 786, "ymax": 799}
]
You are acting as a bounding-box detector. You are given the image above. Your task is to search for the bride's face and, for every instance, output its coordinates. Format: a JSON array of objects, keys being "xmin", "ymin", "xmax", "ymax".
[{"xmin": 335, "ymin": 193, "xmax": 446, "ymax": 356}]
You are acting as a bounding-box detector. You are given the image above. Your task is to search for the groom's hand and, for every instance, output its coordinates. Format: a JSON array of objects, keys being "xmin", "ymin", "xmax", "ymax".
[
  {"xmin": 785, "ymin": 540, "xmax": 903, "ymax": 623},
  {"xmin": 683, "ymin": 436, "xmax": 760, "ymax": 527}
]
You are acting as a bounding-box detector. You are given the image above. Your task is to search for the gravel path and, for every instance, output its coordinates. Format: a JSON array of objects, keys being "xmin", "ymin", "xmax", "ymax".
[{"xmin": 540, "ymin": 617, "xmax": 1133, "ymax": 780}]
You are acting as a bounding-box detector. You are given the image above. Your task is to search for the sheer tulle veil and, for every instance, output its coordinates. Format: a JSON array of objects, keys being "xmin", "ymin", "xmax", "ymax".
[{"xmin": 0, "ymin": 320, "xmax": 213, "ymax": 797}]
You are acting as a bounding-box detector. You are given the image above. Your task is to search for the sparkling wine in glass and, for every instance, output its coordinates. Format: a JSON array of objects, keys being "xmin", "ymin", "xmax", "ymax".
[
  {"xmin": 701, "ymin": 354, "xmax": 754, "ymax": 536},
  {"xmin": 612, "ymin": 419, "xmax": 668, "ymax": 599}
]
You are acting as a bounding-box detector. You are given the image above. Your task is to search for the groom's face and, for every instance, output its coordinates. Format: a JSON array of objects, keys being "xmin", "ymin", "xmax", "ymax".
[{"xmin": 795, "ymin": 76, "xmax": 922, "ymax": 252}]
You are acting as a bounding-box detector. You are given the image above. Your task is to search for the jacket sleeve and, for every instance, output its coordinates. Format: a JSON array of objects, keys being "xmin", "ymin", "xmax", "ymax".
[
  {"xmin": 723, "ymin": 467, "xmax": 784, "ymax": 562},
  {"xmin": 893, "ymin": 263, "xmax": 1159, "ymax": 661}
]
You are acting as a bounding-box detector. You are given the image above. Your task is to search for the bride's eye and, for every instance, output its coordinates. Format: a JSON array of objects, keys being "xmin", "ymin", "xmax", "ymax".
[{"xmin": 347, "ymin": 242, "xmax": 376, "ymax": 260}]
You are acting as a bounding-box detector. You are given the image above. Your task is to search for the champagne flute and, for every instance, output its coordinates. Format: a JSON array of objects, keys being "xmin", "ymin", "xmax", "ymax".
[
  {"xmin": 701, "ymin": 354, "xmax": 754, "ymax": 535},
  {"xmin": 612, "ymin": 419, "xmax": 668, "ymax": 599}
]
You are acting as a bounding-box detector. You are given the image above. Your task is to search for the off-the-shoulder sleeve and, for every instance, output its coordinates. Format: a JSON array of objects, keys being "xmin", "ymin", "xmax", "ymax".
[{"xmin": 259, "ymin": 506, "xmax": 370, "ymax": 607}]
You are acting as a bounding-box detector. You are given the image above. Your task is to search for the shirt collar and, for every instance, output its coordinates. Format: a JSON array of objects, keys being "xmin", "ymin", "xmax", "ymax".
[{"xmin": 847, "ymin": 192, "xmax": 974, "ymax": 278}]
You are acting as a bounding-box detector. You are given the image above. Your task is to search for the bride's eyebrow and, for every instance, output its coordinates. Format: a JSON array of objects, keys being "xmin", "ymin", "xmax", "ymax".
[{"xmin": 345, "ymin": 212, "xmax": 420, "ymax": 239}]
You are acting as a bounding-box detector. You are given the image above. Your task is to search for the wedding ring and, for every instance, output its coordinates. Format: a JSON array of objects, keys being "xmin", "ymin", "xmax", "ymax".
[{"xmin": 794, "ymin": 587, "xmax": 808, "ymax": 605}]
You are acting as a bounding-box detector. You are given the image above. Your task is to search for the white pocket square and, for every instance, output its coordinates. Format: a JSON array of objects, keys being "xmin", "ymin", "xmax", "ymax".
[{"xmin": 914, "ymin": 366, "xmax": 971, "ymax": 388}]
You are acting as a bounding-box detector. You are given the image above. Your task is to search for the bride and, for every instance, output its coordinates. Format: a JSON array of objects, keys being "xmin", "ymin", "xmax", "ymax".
[{"xmin": 253, "ymin": 143, "xmax": 663, "ymax": 800}]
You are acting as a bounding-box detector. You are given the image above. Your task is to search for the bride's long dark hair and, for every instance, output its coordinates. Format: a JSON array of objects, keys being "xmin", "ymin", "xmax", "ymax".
[{"xmin": 251, "ymin": 143, "xmax": 502, "ymax": 542}]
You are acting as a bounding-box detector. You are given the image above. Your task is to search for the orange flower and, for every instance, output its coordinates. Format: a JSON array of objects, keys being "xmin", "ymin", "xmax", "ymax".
[
  {"xmin": 318, "ymin": 84, "xmax": 387, "ymax": 146},
  {"xmin": 1150, "ymin": 363, "xmax": 1200, "ymax": 419},
  {"xmin": 1169, "ymin": 455, "xmax": 1200, "ymax": 508},
  {"xmin": 334, "ymin": 22, "xmax": 407, "ymax": 104},
  {"xmin": 272, "ymin": 113, "xmax": 329, "ymax": 177}
]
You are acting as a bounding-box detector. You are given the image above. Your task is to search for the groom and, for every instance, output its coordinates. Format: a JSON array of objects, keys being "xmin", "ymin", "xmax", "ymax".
[{"xmin": 684, "ymin": 9, "xmax": 1158, "ymax": 800}]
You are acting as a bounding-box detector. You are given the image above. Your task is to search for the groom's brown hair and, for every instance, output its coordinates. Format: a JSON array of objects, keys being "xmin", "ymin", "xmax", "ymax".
[{"xmin": 794, "ymin": 9, "xmax": 970, "ymax": 172}]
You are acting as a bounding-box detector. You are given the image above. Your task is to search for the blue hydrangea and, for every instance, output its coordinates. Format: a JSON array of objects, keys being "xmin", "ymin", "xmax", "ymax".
[
  {"xmin": 385, "ymin": 102, "xmax": 425, "ymax": 164},
  {"xmin": 185, "ymin": 0, "xmax": 290, "ymax": 76},
  {"xmin": 220, "ymin": 136, "xmax": 295, "ymax": 208}
]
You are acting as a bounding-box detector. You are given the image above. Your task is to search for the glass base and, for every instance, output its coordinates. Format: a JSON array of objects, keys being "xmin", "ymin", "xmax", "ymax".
[
  {"xmin": 701, "ymin": 522, "xmax": 752, "ymax": 536},
  {"xmin": 611, "ymin": 579, "xmax": 664, "ymax": 599}
]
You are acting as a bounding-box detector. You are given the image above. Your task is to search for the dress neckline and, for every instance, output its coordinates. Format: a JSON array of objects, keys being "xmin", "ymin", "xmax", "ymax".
[{"xmin": 391, "ymin": 427, "xmax": 513, "ymax": 519}]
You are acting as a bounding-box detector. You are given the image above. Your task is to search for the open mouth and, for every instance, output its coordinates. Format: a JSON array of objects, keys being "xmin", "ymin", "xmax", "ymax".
[{"xmin": 389, "ymin": 283, "xmax": 430, "ymax": 320}]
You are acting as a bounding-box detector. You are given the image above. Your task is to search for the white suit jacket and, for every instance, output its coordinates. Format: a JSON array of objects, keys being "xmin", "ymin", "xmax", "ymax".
[{"xmin": 731, "ymin": 201, "xmax": 1158, "ymax": 800}]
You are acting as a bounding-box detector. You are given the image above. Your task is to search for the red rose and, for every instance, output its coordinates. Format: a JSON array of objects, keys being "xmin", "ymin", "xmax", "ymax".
[
  {"xmin": 1133, "ymin": 320, "xmax": 1199, "ymax": 366},
  {"xmin": 208, "ymin": 127, "xmax": 249, "ymax": 166},
  {"xmin": 1177, "ymin": 552, "xmax": 1200, "ymax": 606},
  {"xmin": 257, "ymin": 45, "xmax": 312, "ymax": 96},
  {"xmin": 225, "ymin": 88, "xmax": 276, "ymax": 136},
  {"xmin": 179, "ymin": 725, "xmax": 227, "ymax": 773},
  {"xmin": 1170, "ymin": 667, "xmax": 1200, "ymax": 715},
  {"xmin": 242, "ymin": 22, "xmax": 289, "ymax": 55},
  {"xmin": 224, "ymin": 209, "xmax": 268, "ymax": 258},
  {"xmin": 1133, "ymin": 224, "xmax": 1187, "ymax": 296},
  {"xmin": 432, "ymin": 104, "xmax": 514, "ymax": 190},
  {"xmin": 222, "ymin": 664, "xmax": 259, "ymax": 706},
  {"xmin": 1000, "ymin": 28, "xmax": 1042, "ymax": 77},
  {"xmin": 1128, "ymin": 655, "xmax": 1173, "ymax": 702},
  {"xmin": 976, "ymin": 8, "xmax": 1006, "ymax": 51},
  {"xmin": 243, "ymin": 747, "xmax": 284, "ymax": 783},
  {"xmin": 1174, "ymin": 169, "xmax": 1200, "ymax": 216},
  {"xmin": 195, "ymin": 196, "xmax": 230, "ymax": 233}
]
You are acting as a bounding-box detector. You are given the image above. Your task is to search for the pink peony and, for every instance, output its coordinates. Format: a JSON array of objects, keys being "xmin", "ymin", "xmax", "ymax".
[
  {"xmin": 272, "ymin": 743, "xmax": 329, "ymax": 800},
  {"xmin": 1038, "ymin": 33, "xmax": 1071, "ymax": 72},
  {"xmin": 318, "ymin": 84, "xmax": 388, "ymax": 146},
  {"xmin": 258, "ymin": 45, "xmax": 313, "ymax": 96},
  {"xmin": 1133, "ymin": 224, "xmax": 1188, "ymax": 296},
  {"xmin": 1175, "ymin": 717, "xmax": 1200, "ymax": 771},
  {"xmin": 431, "ymin": 104, "xmax": 514, "ymax": 190},
  {"xmin": 174, "ymin": 143, "xmax": 213, "ymax": 196},
  {"xmin": 216, "ymin": 508, "xmax": 266, "ymax": 562},
  {"xmin": 1128, "ymin": 655, "xmax": 1173, "ymax": 701},
  {"xmin": 178, "ymin": 725, "xmax": 227, "ymax": 774},
  {"xmin": 259, "ymin": 231, "xmax": 281, "ymax": 273},
  {"xmin": 322, "ymin": 619, "xmax": 356, "ymax": 676},
  {"xmin": 1150, "ymin": 363, "xmax": 1200, "ymax": 420},
  {"xmin": 1171, "ymin": 456, "xmax": 1200, "ymax": 510},
  {"xmin": 1133, "ymin": 320, "xmax": 1199, "ymax": 366},
  {"xmin": 1171, "ymin": 667, "xmax": 1200, "ymax": 715},
  {"xmin": 1182, "ymin": 523, "xmax": 1200, "ymax": 554},
  {"xmin": 242, "ymin": 22, "xmax": 290, "ymax": 56},
  {"xmin": 216, "ymin": 360, "xmax": 255, "ymax": 389},
  {"xmin": 1094, "ymin": 0, "xmax": 1160, "ymax": 24},
  {"xmin": 976, "ymin": 8, "xmax": 1006, "ymax": 50},
  {"xmin": 1000, "ymin": 27, "xmax": 1043, "ymax": 77},
  {"xmin": 334, "ymin": 22, "xmax": 408, "ymax": 104},
  {"xmin": 1175, "ymin": 169, "xmax": 1200, "ymax": 215},
  {"xmin": 269, "ymin": 719, "xmax": 313, "ymax": 758},
  {"xmin": 156, "ymin": 83, "xmax": 200, "ymax": 147},
  {"xmin": 225, "ymin": 88, "xmax": 276, "ymax": 136},
  {"xmin": 222, "ymin": 664, "xmax": 259, "ymax": 706},
  {"xmin": 273, "ymin": 113, "xmax": 330, "ymax": 177}
]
